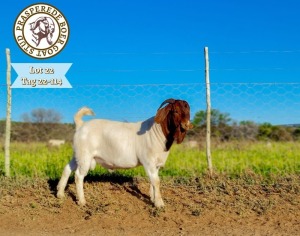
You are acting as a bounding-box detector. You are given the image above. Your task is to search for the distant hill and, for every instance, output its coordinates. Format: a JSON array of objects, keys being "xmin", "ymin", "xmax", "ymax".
[
  {"xmin": 280, "ymin": 124, "xmax": 300, "ymax": 128},
  {"xmin": 0, "ymin": 121, "xmax": 75, "ymax": 142},
  {"xmin": 1, "ymin": 120, "xmax": 300, "ymax": 143}
]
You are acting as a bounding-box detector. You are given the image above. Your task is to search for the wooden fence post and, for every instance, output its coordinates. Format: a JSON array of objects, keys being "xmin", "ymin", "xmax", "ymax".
[
  {"xmin": 5, "ymin": 48, "xmax": 11, "ymax": 177},
  {"xmin": 204, "ymin": 47, "xmax": 213, "ymax": 175}
]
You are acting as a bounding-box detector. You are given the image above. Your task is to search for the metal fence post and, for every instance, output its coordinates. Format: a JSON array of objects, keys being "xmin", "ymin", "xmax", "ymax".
[
  {"xmin": 204, "ymin": 47, "xmax": 213, "ymax": 175},
  {"xmin": 5, "ymin": 48, "xmax": 11, "ymax": 177}
]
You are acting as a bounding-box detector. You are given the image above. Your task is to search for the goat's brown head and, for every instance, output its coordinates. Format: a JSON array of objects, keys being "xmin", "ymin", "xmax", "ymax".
[{"xmin": 155, "ymin": 98, "xmax": 193, "ymax": 151}]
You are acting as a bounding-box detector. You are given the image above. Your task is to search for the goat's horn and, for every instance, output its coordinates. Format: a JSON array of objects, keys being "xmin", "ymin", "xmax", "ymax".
[{"xmin": 158, "ymin": 98, "xmax": 176, "ymax": 110}]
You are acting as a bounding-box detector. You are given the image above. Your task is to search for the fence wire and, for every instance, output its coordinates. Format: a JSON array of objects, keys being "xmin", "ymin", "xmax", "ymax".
[
  {"xmin": 210, "ymin": 83, "xmax": 300, "ymax": 125},
  {"xmin": 1, "ymin": 83, "xmax": 299, "ymax": 125},
  {"xmin": 0, "ymin": 83, "xmax": 204, "ymax": 123},
  {"xmin": 1, "ymin": 82, "xmax": 300, "ymax": 177}
]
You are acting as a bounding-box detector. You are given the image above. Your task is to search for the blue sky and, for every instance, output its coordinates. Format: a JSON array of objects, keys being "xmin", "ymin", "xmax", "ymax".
[{"xmin": 1, "ymin": 0, "xmax": 300, "ymax": 124}]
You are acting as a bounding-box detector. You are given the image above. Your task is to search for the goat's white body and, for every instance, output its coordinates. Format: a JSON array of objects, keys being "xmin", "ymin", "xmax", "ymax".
[
  {"xmin": 57, "ymin": 115, "xmax": 169, "ymax": 207},
  {"xmin": 75, "ymin": 117, "xmax": 168, "ymax": 170}
]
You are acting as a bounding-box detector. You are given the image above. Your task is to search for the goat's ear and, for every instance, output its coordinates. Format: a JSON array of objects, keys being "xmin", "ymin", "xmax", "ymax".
[{"xmin": 155, "ymin": 104, "xmax": 172, "ymax": 124}]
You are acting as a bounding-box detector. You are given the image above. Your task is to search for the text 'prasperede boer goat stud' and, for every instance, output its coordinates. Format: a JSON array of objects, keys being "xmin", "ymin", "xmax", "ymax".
[{"xmin": 57, "ymin": 98, "xmax": 193, "ymax": 208}]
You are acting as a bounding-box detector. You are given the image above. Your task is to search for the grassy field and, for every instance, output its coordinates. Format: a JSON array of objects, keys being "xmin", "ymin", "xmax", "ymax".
[
  {"xmin": 0, "ymin": 141, "xmax": 299, "ymax": 179},
  {"xmin": 1, "ymin": 141, "xmax": 299, "ymax": 236}
]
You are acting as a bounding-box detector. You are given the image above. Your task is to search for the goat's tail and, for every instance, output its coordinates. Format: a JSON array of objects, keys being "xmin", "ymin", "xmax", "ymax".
[{"xmin": 74, "ymin": 107, "xmax": 95, "ymax": 129}]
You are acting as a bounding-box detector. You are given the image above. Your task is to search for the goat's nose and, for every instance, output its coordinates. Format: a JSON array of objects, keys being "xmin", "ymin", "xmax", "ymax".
[
  {"xmin": 182, "ymin": 120, "xmax": 193, "ymax": 130},
  {"xmin": 186, "ymin": 120, "xmax": 193, "ymax": 130}
]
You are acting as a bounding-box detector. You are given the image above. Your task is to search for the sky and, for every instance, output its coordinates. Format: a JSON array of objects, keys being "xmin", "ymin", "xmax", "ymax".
[{"xmin": 1, "ymin": 0, "xmax": 300, "ymax": 124}]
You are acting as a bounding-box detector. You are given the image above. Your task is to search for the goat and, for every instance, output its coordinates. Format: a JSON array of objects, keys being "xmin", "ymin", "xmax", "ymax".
[
  {"xmin": 48, "ymin": 139, "xmax": 65, "ymax": 147},
  {"xmin": 56, "ymin": 98, "xmax": 193, "ymax": 208}
]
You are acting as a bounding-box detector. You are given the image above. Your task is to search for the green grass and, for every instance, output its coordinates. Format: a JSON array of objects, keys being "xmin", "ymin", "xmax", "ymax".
[
  {"xmin": 0, "ymin": 141, "xmax": 299, "ymax": 179},
  {"xmin": 210, "ymin": 141, "xmax": 300, "ymax": 176}
]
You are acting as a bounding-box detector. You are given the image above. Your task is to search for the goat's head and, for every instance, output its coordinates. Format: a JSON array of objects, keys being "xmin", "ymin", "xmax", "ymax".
[{"xmin": 155, "ymin": 98, "xmax": 193, "ymax": 150}]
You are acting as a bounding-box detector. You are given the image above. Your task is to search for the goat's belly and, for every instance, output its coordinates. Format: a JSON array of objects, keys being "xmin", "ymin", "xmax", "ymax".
[{"xmin": 94, "ymin": 156, "xmax": 140, "ymax": 169}]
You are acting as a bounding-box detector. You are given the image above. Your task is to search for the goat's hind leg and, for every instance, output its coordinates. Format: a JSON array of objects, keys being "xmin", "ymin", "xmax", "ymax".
[
  {"xmin": 74, "ymin": 159, "xmax": 91, "ymax": 206},
  {"xmin": 57, "ymin": 157, "xmax": 77, "ymax": 199}
]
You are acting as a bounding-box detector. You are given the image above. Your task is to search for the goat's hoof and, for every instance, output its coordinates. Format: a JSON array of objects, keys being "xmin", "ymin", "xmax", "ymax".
[
  {"xmin": 154, "ymin": 199, "xmax": 165, "ymax": 208},
  {"xmin": 56, "ymin": 191, "xmax": 65, "ymax": 199},
  {"xmin": 77, "ymin": 199, "xmax": 87, "ymax": 206}
]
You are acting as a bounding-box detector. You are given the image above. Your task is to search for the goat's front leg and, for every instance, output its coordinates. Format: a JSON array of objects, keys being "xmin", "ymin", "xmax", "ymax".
[{"xmin": 145, "ymin": 166, "xmax": 164, "ymax": 208}]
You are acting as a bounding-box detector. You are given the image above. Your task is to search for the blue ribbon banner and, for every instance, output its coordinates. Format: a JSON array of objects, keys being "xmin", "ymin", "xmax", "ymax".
[{"xmin": 11, "ymin": 63, "xmax": 72, "ymax": 88}]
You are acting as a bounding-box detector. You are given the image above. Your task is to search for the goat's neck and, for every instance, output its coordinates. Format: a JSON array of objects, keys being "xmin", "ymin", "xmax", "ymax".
[
  {"xmin": 150, "ymin": 121, "xmax": 170, "ymax": 152},
  {"xmin": 160, "ymin": 116, "xmax": 176, "ymax": 151}
]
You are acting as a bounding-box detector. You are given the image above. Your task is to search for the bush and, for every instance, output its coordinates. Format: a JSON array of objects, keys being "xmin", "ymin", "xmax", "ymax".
[{"xmin": 9, "ymin": 122, "xmax": 74, "ymax": 142}]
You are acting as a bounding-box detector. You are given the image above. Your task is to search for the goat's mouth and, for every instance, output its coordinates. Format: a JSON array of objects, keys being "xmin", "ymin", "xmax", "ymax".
[{"xmin": 181, "ymin": 121, "xmax": 193, "ymax": 130}]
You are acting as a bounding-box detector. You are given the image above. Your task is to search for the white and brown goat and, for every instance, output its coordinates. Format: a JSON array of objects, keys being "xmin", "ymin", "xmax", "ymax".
[{"xmin": 57, "ymin": 98, "xmax": 193, "ymax": 207}]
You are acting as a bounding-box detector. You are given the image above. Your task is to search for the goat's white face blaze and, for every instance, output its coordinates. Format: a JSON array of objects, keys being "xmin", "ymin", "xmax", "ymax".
[{"xmin": 56, "ymin": 99, "xmax": 192, "ymax": 208}]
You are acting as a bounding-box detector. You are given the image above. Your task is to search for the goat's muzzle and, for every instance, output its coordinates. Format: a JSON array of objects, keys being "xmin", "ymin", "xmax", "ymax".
[{"xmin": 181, "ymin": 120, "xmax": 193, "ymax": 130}]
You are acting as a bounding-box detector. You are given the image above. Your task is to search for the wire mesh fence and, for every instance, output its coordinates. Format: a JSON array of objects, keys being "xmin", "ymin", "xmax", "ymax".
[
  {"xmin": 210, "ymin": 83, "xmax": 300, "ymax": 125},
  {"xmin": 2, "ymin": 82, "xmax": 300, "ymax": 125},
  {"xmin": 2, "ymin": 43, "xmax": 300, "ymax": 177},
  {"xmin": 1, "ymin": 82, "xmax": 300, "ymax": 177},
  {"xmin": 7, "ymin": 83, "xmax": 205, "ymax": 122},
  {"xmin": 1, "ymin": 82, "xmax": 300, "ymax": 144}
]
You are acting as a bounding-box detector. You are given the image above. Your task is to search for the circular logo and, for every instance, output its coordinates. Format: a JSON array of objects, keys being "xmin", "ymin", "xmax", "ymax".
[{"xmin": 13, "ymin": 3, "xmax": 69, "ymax": 59}]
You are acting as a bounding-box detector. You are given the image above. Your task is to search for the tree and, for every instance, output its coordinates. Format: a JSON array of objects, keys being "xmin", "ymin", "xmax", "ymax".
[
  {"xmin": 193, "ymin": 109, "xmax": 232, "ymax": 127},
  {"xmin": 191, "ymin": 109, "xmax": 232, "ymax": 141},
  {"xmin": 257, "ymin": 123, "xmax": 294, "ymax": 141},
  {"xmin": 257, "ymin": 123, "xmax": 273, "ymax": 140},
  {"xmin": 22, "ymin": 108, "xmax": 62, "ymax": 123},
  {"xmin": 270, "ymin": 126, "xmax": 293, "ymax": 141},
  {"xmin": 293, "ymin": 128, "xmax": 300, "ymax": 140},
  {"xmin": 231, "ymin": 120, "xmax": 258, "ymax": 140}
]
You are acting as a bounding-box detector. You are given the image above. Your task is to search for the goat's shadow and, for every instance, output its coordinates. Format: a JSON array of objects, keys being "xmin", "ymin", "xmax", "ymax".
[{"xmin": 48, "ymin": 173, "xmax": 152, "ymax": 206}]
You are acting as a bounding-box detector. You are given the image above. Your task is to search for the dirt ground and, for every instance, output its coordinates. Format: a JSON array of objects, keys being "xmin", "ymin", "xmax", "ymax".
[{"xmin": 0, "ymin": 175, "xmax": 299, "ymax": 236}]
